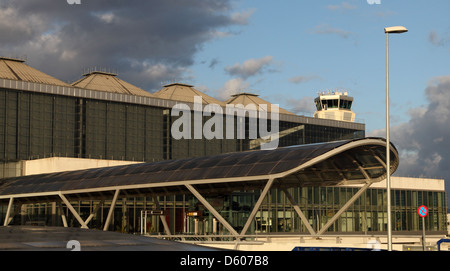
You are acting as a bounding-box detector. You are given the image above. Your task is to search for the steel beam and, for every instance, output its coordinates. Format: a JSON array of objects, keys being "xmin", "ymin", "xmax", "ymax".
[
  {"xmin": 84, "ymin": 200, "xmax": 104, "ymax": 226},
  {"xmin": 3, "ymin": 198, "xmax": 14, "ymax": 226},
  {"xmin": 103, "ymin": 189, "xmax": 120, "ymax": 231},
  {"xmin": 59, "ymin": 202, "xmax": 68, "ymax": 227},
  {"xmin": 240, "ymin": 178, "xmax": 275, "ymax": 236},
  {"xmin": 185, "ymin": 184, "xmax": 239, "ymax": 237},
  {"xmin": 317, "ymin": 182, "xmax": 371, "ymax": 235},
  {"xmin": 282, "ymin": 188, "xmax": 316, "ymax": 236},
  {"xmin": 59, "ymin": 193, "xmax": 88, "ymax": 229},
  {"xmin": 154, "ymin": 197, "xmax": 171, "ymax": 235}
]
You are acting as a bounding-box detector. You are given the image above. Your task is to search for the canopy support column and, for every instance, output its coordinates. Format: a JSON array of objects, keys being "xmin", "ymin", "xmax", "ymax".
[
  {"xmin": 282, "ymin": 188, "xmax": 317, "ymax": 236},
  {"xmin": 84, "ymin": 200, "xmax": 104, "ymax": 226},
  {"xmin": 11, "ymin": 204, "xmax": 22, "ymax": 226},
  {"xmin": 59, "ymin": 202, "xmax": 68, "ymax": 227},
  {"xmin": 154, "ymin": 197, "xmax": 171, "ymax": 235},
  {"xmin": 185, "ymin": 184, "xmax": 239, "ymax": 237},
  {"xmin": 317, "ymin": 182, "xmax": 371, "ymax": 235},
  {"xmin": 104, "ymin": 189, "xmax": 120, "ymax": 231},
  {"xmin": 59, "ymin": 193, "xmax": 88, "ymax": 229},
  {"xmin": 240, "ymin": 178, "xmax": 275, "ymax": 236},
  {"xmin": 3, "ymin": 198, "xmax": 14, "ymax": 226}
]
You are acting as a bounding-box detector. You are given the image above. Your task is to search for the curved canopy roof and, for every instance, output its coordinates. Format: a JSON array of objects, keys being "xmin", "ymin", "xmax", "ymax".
[{"xmin": 0, "ymin": 138, "xmax": 398, "ymax": 205}]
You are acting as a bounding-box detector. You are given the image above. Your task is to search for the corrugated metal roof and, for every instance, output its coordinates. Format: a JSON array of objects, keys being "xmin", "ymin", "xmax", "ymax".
[
  {"xmin": 226, "ymin": 93, "xmax": 295, "ymax": 115},
  {"xmin": 71, "ymin": 71, "xmax": 154, "ymax": 97},
  {"xmin": 0, "ymin": 57, "xmax": 70, "ymax": 86},
  {"xmin": 153, "ymin": 83, "xmax": 226, "ymax": 105}
]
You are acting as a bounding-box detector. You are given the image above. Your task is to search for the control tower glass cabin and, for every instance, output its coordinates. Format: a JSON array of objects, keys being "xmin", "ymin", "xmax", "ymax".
[{"xmin": 313, "ymin": 91, "xmax": 356, "ymax": 122}]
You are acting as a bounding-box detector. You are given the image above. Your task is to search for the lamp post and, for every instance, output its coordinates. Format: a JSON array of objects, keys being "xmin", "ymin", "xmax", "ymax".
[{"xmin": 384, "ymin": 26, "xmax": 407, "ymax": 251}]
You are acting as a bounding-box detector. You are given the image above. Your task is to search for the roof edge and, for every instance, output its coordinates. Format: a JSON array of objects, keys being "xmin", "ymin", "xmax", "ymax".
[
  {"xmin": 82, "ymin": 71, "xmax": 118, "ymax": 77},
  {"xmin": 0, "ymin": 57, "xmax": 25, "ymax": 63},
  {"xmin": 278, "ymin": 137, "xmax": 399, "ymax": 184},
  {"xmin": 163, "ymin": 83, "xmax": 194, "ymax": 88}
]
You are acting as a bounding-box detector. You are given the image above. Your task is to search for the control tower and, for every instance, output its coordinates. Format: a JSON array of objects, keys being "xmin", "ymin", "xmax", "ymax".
[{"xmin": 313, "ymin": 91, "xmax": 356, "ymax": 122}]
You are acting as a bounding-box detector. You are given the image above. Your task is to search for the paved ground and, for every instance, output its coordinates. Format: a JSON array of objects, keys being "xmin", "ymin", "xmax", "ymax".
[{"xmin": 0, "ymin": 226, "xmax": 222, "ymax": 251}]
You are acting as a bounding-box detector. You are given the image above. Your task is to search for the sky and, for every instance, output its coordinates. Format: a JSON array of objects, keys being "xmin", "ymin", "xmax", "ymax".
[{"xmin": 0, "ymin": 0, "xmax": 449, "ymax": 197}]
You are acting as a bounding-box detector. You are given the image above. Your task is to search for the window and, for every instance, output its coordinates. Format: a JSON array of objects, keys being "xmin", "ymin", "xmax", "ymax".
[
  {"xmin": 325, "ymin": 99, "xmax": 339, "ymax": 109},
  {"xmin": 315, "ymin": 100, "xmax": 322, "ymax": 111}
]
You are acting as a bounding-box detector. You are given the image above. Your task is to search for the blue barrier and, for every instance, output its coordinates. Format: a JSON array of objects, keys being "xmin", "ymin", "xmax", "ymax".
[{"xmin": 437, "ymin": 239, "xmax": 450, "ymax": 251}]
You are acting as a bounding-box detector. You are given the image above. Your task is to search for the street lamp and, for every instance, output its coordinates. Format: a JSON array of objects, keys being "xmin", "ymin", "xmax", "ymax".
[{"xmin": 384, "ymin": 26, "xmax": 407, "ymax": 251}]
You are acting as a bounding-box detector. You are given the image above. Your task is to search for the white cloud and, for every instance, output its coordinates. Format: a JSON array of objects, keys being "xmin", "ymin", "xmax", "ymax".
[
  {"xmin": 96, "ymin": 12, "xmax": 115, "ymax": 24},
  {"xmin": 124, "ymin": 61, "xmax": 188, "ymax": 91},
  {"xmin": 369, "ymin": 75, "xmax": 450, "ymax": 186},
  {"xmin": 312, "ymin": 23, "xmax": 354, "ymax": 39},
  {"xmin": 429, "ymin": 30, "xmax": 441, "ymax": 46},
  {"xmin": 60, "ymin": 50, "xmax": 77, "ymax": 61},
  {"xmin": 284, "ymin": 96, "xmax": 316, "ymax": 115},
  {"xmin": 0, "ymin": 7, "xmax": 47, "ymax": 45},
  {"xmin": 214, "ymin": 78, "xmax": 250, "ymax": 101},
  {"xmin": 327, "ymin": 2, "xmax": 357, "ymax": 11},
  {"xmin": 209, "ymin": 30, "xmax": 234, "ymax": 39},
  {"xmin": 375, "ymin": 10, "xmax": 397, "ymax": 18},
  {"xmin": 225, "ymin": 56, "xmax": 274, "ymax": 79},
  {"xmin": 429, "ymin": 30, "xmax": 450, "ymax": 47},
  {"xmin": 230, "ymin": 8, "xmax": 256, "ymax": 25},
  {"xmin": 0, "ymin": 0, "xmax": 250, "ymax": 90},
  {"xmin": 289, "ymin": 75, "xmax": 321, "ymax": 84}
]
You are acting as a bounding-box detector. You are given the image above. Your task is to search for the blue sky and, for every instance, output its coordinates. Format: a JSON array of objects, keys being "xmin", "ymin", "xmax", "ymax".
[
  {"xmin": 2, "ymin": 0, "xmax": 448, "ymax": 135},
  {"xmin": 188, "ymin": 0, "xmax": 450, "ymax": 134}
]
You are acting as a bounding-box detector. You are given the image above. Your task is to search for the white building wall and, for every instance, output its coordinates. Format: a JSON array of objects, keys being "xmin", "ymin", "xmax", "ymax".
[
  {"xmin": 21, "ymin": 157, "xmax": 141, "ymax": 176},
  {"xmin": 342, "ymin": 176, "xmax": 445, "ymax": 192}
]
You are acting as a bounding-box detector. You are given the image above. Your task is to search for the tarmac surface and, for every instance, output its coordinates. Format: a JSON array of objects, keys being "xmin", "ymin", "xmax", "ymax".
[{"xmin": 0, "ymin": 226, "xmax": 222, "ymax": 251}]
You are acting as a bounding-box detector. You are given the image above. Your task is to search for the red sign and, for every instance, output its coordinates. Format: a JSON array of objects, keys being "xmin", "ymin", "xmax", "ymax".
[{"xmin": 418, "ymin": 205, "xmax": 428, "ymax": 217}]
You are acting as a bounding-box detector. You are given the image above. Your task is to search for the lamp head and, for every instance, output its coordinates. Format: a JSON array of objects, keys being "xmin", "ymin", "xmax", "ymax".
[{"xmin": 384, "ymin": 26, "xmax": 408, "ymax": 34}]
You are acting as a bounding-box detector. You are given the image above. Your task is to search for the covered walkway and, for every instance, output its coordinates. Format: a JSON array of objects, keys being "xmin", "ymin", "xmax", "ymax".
[{"xmin": 0, "ymin": 137, "xmax": 399, "ymax": 238}]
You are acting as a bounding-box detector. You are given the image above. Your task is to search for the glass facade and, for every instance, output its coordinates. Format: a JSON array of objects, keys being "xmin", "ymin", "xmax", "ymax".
[
  {"xmin": 254, "ymin": 187, "xmax": 447, "ymax": 234},
  {"xmin": 83, "ymin": 99, "xmax": 164, "ymax": 161},
  {"xmin": 0, "ymin": 89, "xmax": 166, "ymax": 164},
  {"xmin": 0, "ymin": 87, "xmax": 364, "ymax": 171},
  {"xmin": 2, "ymin": 186, "xmax": 446, "ymax": 235}
]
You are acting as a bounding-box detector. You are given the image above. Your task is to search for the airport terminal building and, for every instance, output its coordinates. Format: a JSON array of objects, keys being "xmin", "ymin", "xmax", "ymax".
[{"xmin": 0, "ymin": 57, "xmax": 447, "ymax": 249}]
